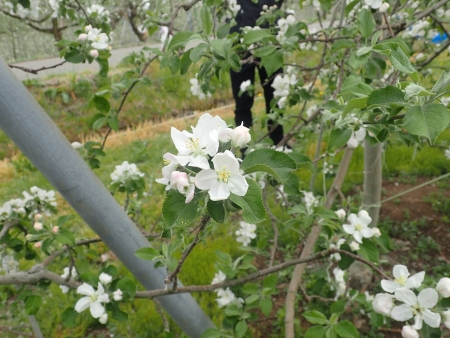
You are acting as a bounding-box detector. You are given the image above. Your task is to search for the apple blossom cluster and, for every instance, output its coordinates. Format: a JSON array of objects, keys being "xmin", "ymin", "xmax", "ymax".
[
  {"xmin": 60, "ymin": 266, "xmax": 78, "ymax": 294},
  {"xmin": 189, "ymin": 74, "xmax": 212, "ymax": 100},
  {"xmin": 1, "ymin": 254, "xmax": 19, "ymax": 274},
  {"xmin": 211, "ymin": 271, "xmax": 244, "ymax": 308},
  {"xmin": 342, "ymin": 210, "xmax": 381, "ymax": 244},
  {"xmin": 87, "ymin": 4, "xmax": 110, "ymax": 22},
  {"xmin": 332, "ymin": 267, "xmax": 347, "ymax": 299},
  {"xmin": 235, "ymin": 221, "xmax": 257, "ymax": 246},
  {"xmin": 403, "ymin": 20, "xmax": 429, "ymax": 39},
  {"xmin": 156, "ymin": 113, "xmax": 251, "ymax": 202},
  {"xmin": 78, "ymin": 25, "xmax": 110, "ymax": 59},
  {"xmin": 0, "ymin": 186, "xmax": 57, "ymax": 221},
  {"xmin": 276, "ymin": 14, "xmax": 296, "ymax": 44},
  {"xmin": 239, "ymin": 80, "xmax": 252, "ymax": 95},
  {"xmin": 227, "ymin": 0, "xmax": 241, "ymax": 16},
  {"xmin": 272, "ymin": 72, "xmax": 298, "ymax": 108},
  {"xmin": 110, "ymin": 161, "xmax": 145, "ymax": 186},
  {"xmin": 302, "ymin": 191, "xmax": 319, "ymax": 215},
  {"xmin": 372, "ymin": 265, "xmax": 450, "ymax": 337},
  {"xmin": 74, "ymin": 273, "xmax": 122, "ymax": 324}
]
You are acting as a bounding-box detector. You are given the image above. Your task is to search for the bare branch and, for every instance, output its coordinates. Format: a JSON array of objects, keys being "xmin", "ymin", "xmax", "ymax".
[{"xmin": 8, "ymin": 61, "xmax": 66, "ymax": 75}]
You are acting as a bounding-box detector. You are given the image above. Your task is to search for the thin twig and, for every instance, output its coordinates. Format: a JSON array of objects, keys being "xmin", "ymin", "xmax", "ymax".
[
  {"xmin": 262, "ymin": 187, "xmax": 279, "ymax": 268},
  {"xmin": 164, "ymin": 215, "xmax": 211, "ymax": 289},
  {"xmin": 8, "ymin": 61, "xmax": 67, "ymax": 75}
]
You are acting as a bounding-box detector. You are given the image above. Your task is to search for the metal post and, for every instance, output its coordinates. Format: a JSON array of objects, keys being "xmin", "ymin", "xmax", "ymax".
[{"xmin": 0, "ymin": 60, "xmax": 215, "ymax": 337}]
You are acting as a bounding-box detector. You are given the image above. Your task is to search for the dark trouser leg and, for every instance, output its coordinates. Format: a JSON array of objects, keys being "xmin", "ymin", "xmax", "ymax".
[
  {"xmin": 230, "ymin": 63, "xmax": 256, "ymax": 128},
  {"xmin": 258, "ymin": 66, "xmax": 284, "ymax": 145}
]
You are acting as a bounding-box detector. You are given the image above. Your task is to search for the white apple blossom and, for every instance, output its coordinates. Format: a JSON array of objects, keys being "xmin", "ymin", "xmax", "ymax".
[
  {"xmin": 330, "ymin": 238, "xmax": 346, "ymax": 261},
  {"xmin": 71, "ymin": 141, "xmax": 83, "ymax": 149},
  {"xmin": 99, "ymin": 312, "xmax": 108, "ymax": 324},
  {"xmin": 381, "ymin": 265, "xmax": 425, "ymax": 293},
  {"xmin": 2, "ymin": 255, "xmax": 19, "ymax": 274},
  {"xmin": 403, "ymin": 20, "xmax": 429, "ymax": 38},
  {"xmin": 75, "ymin": 282, "xmax": 110, "ymax": 318},
  {"xmin": 113, "ymin": 289, "xmax": 123, "ymax": 301},
  {"xmin": 87, "ymin": 4, "xmax": 110, "ymax": 20},
  {"xmin": 60, "ymin": 266, "xmax": 78, "ymax": 294},
  {"xmin": 87, "ymin": 28, "xmax": 109, "ymax": 50},
  {"xmin": 333, "ymin": 267, "xmax": 346, "ymax": 299},
  {"xmin": 445, "ymin": 148, "xmax": 450, "ymax": 160},
  {"xmin": 391, "ymin": 288, "xmax": 441, "ymax": 329},
  {"xmin": 349, "ymin": 241, "xmax": 360, "ymax": 251},
  {"xmin": 335, "ymin": 209, "xmax": 346, "ymax": 220},
  {"xmin": 365, "ymin": 0, "xmax": 382, "ymax": 9},
  {"xmin": 89, "ymin": 50, "xmax": 99, "ymax": 58},
  {"xmin": 156, "ymin": 153, "xmax": 179, "ymax": 186},
  {"xmin": 216, "ymin": 288, "xmax": 244, "ymax": 308},
  {"xmin": 228, "ymin": 0, "xmax": 241, "ymax": 16},
  {"xmin": 195, "ymin": 150, "xmax": 248, "ymax": 201},
  {"xmin": 365, "ymin": 291, "xmax": 374, "ymax": 302},
  {"xmin": 78, "ymin": 33, "xmax": 88, "ymax": 41},
  {"xmin": 343, "ymin": 210, "xmax": 374, "ymax": 243},
  {"xmin": 85, "ymin": 24, "xmax": 93, "ymax": 32},
  {"xmin": 443, "ymin": 310, "xmax": 450, "ymax": 329},
  {"xmin": 379, "ymin": 2, "xmax": 390, "ymax": 13},
  {"xmin": 302, "ymin": 191, "xmax": 318, "ymax": 215},
  {"xmin": 235, "ymin": 221, "xmax": 257, "ymax": 246},
  {"xmin": 401, "ymin": 326, "xmax": 419, "ymax": 338},
  {"xmin": 99, "ymin": 273, "xmax": 112, "ymax": 285},
  {"xmin": 189, "ymin": 75, "xmax": 211, "ymax": 100},
  {"xmin": 211, "ymin": 271, "xmax": 226, "ymax": 285},
  {"xmin": 436, "ymin": 277, "xmax": 450, "ymax": 297},
  {"xmin": 229, "ymin": 124, "xmax": 251, "ymax": 148},
  {"xmin": 110, "ymin": 161, "xmax": 145, "ymax": 185},
  {"xmin": 240, "ymin": 80, "xmax": 251, "ymax": 93},
  {"xmin": 372, "ymin": 227, "xmax": 382, "ymax": 238},
  {"xmin": 372, "ymin": 293, "xmax": 395, "ymax": 315},
  {"xmin": 347, "ymin": 127, "xmax": 366, "ymax": 149}
]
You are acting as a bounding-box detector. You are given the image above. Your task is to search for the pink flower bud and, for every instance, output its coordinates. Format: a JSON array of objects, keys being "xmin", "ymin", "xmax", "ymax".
[
  {"xmin": 52, "ymin": 226, "xmax": 59, "ymax": 233},
  {"xmin": 437, "ymin": 277, "xmax": 450, "ymax": 297},
  {"xmin": 372, "ymin": 293, "xmax": 394, "ymax": 315},
  {"xmin": 33, "ymin": 222, "xmax": 43, "ymax": 231},
  {"xmin": 85, "ymin": 24, "xmax": 93, "ymax": 32},
  {"xmin": 231, "ymin": 124, "xmax": 251, "ymax": 148},
  {"xmin": 34, "ymin": 213, "xmax": 43, "ymax": 221},
  {"xmin": 78, "ymin": 33, "xmax": 88, "ymax": 41},
  {"xmin": 34, "ymin": 242, "xmax": 42, "ymax": 249},
  {"xmin": 89, "ymin": 49, "xmax": 99, "ymax": 58},
  {"xmin": 335, "ymin": 208, "xmax": 346, "ymax": 220}
]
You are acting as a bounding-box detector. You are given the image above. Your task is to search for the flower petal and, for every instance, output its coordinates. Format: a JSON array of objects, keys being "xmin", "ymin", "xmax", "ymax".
[
  {"xmin": 209, "ymin": 182, "xmax": 230, "ymax": 201},
  {"xmin": 90, "ymin": 302, "xmax": 105, "ymax": 318},
  {"xmin": 212, "ymin": 151, "xmax": 239, "ymax": 173},
  {"xmin": 195, "ymin": 170, "xmax": 216, "ymax": 190},
  {"xmin": 74, "ymin": 297, "xmax": 91, "ymax": 313},
  {"xmin": 393, "ymin": 265, "xmax": 409, "ymax": 279},
  {"xmin": 412, "ymin": 315, "xmax": 423, "ymax": 330},
  {"xmin": 189, "ymin": 155, "xmax": 211, "ymax": 170},
  {"xmin": 171, "ymin": 127, "xmax": 190, "ymax": 155},
  {"xmin": 422, "ymin": 309, "xmax": 441, "ymax": 328},
  {"xmin": 395, "ymin": 288, "xmax": 417, "ymax": 306},
  {"xmin": 77, "ymin": 283, "xmax": 94, "ymax": 296},
  {"xmin": 228, "ymin": 174, "xmax": 248, "ymax": 197},
  {"xmin": 361, "ymin": 227, "xmax": 374, "ymax": 238},
  {"xmin": 97, "ymin": 282, "xmax": 105, "ymax": 295},
  {"xmin": 390, "ymin": 304, "xmax": 414, "ymax": 321},
  {"xmin": 97, "ymin": 294, "xmax": 110, "ymax": 303},
  {"xmin": 347, "ymin": 214, "xmax": 359, "ymax": 226},
  {"xmin": 343, "ymin": 224, "xmax": 355, "ymax": 234},
  {"xmin": 405, "ymin": 271, "xmax": 425, "ymax": 289},
  {"xmin": 381, "ymin": 280, "xmax": 400, "ymax": 293},
  {"xmin": 358, "ymin": 210, "xmax": 372, "ymax": 226},
  {"xmin": 418, "ymin": 288, "xmax": 438, "ymax": 308},
  {"xmin": 353, "ymin": 231, "xmax": 363, "ymax": 244}
]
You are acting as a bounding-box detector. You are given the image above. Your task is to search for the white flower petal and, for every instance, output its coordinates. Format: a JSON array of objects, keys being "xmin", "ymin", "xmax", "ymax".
[
  {"xmin": 395, "ymin": 288, "xmax": 417, "ymax": 306},
  {"xmin": 347, "ymin": 214, "xmax": 359, "ymax": 226},
  {"xmin": 413, "ymin": 315, "xmax": 423, "ymax": 330},
  {"xmin": 97, "ymin": 294, "xmax": 110, "ymax": 303},
  {"xmin": 212, "ymin": 151, "xmax": 239, "ymax": 174},
  {"xmin": 381, "ymin": 280, "xmax": 400, "ymax": 293},
  {"xmin": 358, "ymin": 210, "xmax": 372, "ymax": 226},
  {"xmin": 361, "ymin": 227, "xmax": 374, "ymax": 238},
  {"xmin": 97, "ymin": 282, "xmax": 105, "ymax": 295},
  {"xmin": 227, "ymin": 174, "xmax": 248, "ymax": 197},
  {"xmin": 405, "ymin": 271, "xmax": 425, "ymax": 289},
  {"xmin": 74, "ymin": 297, "xmax": 91, "ymax": 313},
  {"xmin": 188, "ymin": 155, "xmax": 211, "ymax": 170},
  {"xmin": 418, "ymin": 288, "xmax": 438, "ymax": 309},
  {"xmin": 343, "ymin": 224, "xmax": 355, "ymax": 234},
  {"xmin": 90, "ymin": 302, "xmax": 105, "ymax": 318},
  {"xmin": 422, "ymin": 309, "xmax": 441, "ymax": 328},
  {"xmin": 393, "ymin": 265, "xmax": 409, "ymax": 279},
  {"xmin": 77, "ymin": 283, "xmax": 95, "ymax": 296},
  {"xmin": 353, "ymin": 231, "xmax": 363, "ymax": 244},
  {"xmin": 209, "ymin": 182, "xmax": 230, "ymax": 201},
  {"xmin": 195, "ymin": 170, "xmax": 216, "ymax": 190},
  {"xmin": 391, "ymin": 304, "xmax": 414, "ymax": 321}
]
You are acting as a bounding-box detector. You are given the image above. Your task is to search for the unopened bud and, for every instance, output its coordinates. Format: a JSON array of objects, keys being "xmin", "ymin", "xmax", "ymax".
[
  {"xmin": 89, "ymin": 49, "xmax": 99, "ymax": 58},
  {"xmin": 379, "ymin": 2, "xmax": 390, "ymax": 13},
  {"xmin": 52, "ymin": 226, "xmax": 59, "ymax": 233},
  {"xmin": 34, "ymin": 241, "xmax": 42, "ymax": 249},
  {"xmin": 33, "ymin": 222, "xmax": 43, "ymax": 231},
  {"xmin": 78, "ymin": 33, "xmax": 88, "ymax": 41}
]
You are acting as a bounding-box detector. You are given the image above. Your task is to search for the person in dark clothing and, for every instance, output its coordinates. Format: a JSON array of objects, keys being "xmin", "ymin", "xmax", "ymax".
[{"xmin": 230, "ymin": 0, "xmax": 285, "ymax": 147}]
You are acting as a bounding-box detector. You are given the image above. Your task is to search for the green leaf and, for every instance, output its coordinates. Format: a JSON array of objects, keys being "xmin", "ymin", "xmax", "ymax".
[
  {"xmin": 343, "ymin": 97, "xmax": 367, "ymax": 117},
  {"xmin": 260, "ymin": 50, "xmax": 283, "ymax": 77},
  {"xmin": 327, "ymin": 129, "xmax": 352, "ymax": 151},
  {"xmin": 402, "ymin": 104, "xmax": 450, "ymax": 144},
  {"xmin": 180, "ymin": 50, "xmax": 192, "ymax": 75},
  {"xmin": 431, "ymin": 70, "xmax": 450, "ymax": 94},
  {"xmin": 207, "ymin": 200, "xmax": 226, "ymax": 223},
  {"xmin": 135, "ymin": 247, "xmax": 161, "ymax": 261},
  {"xmin": 18, "ymin": 0, "xmax": 30, "ymax": 8},
  {"xmin": 163, "ymin": 331, "xmax": 175, "ymax": 338},
  {"xmin": 55, "ymin": 229, "xmax": 75, "ymax": 246},
  {"xmin": 305, "ymin": 325, "xmax": 328, "ymax": 338},
  {"xmin": 356, "ymin": 46, "xmax": 372, "ymax": 57},
  {"xmin": 326, "ymin": 327, "xmax": 338, "ymax": 338},
  {"xmin": 167, "ymin": 31, "xmax": 195, "ymax": 52},
  {"xmin": 80, "ymin": 272, "xmax": 98, "ymax": 286},
  {"xmin": 110, "ymin": 302, "xmax": 128, "ymax": 322},
  {"xmin": 229, "ymin": 179, "xmax": 266, "ymax": 224},
  {"xmin": 117, "ymin": 277, "xmax": 137, "ymax": 299},
  {"xmin": 390, "ymin": 47, "xmax": 416, "ymax": 74},
  {"xmin": 338, "ymin": 244, "xmax": 355, "ymax": 270},
  {"xmin": 358, "ymin": 9, "xmax": 375, "ymax": 39},
  {"xmin": 242, "ymin": 29, "xmax": 273, "ymax": 45},
  {"xmin": 334, "ymin": 320, "xmax": 359, "ymax": 338},
  {"xmin": 96, "ymin": 58, "xmax": 109, "ymax": 77},
  {"xmin": 242, "ymin": 283, "xmax": 259, "ymax": 294},
  {"xmin": 93, "ymin": 95, "xmax": 110, "ymax": 113},
  {"xmin": 303, "ymin": 310, "xmax": 329, "ymax": 325},
  {"xmin": 241, "ymin": 148, "xmax": 296, "ymax": 182},
  {"xmin": 25, "ymin": 295, "xmax": 42, "ymax": 315},
  {"xmin": 200, "ymin": 5, "xmax": 213, "ymax": 35},
  {"xmin": 331, "ymin": 39, "xmax": 356, "ymax": 53},
  {"xmin": 253, "ymin": 45, "xmax": 278, "ymax": 57},
  {"xmin": 61, "ymin": 307, "xmax": 78, "ymax": 327},
  {"xmin": 260, "ymin": 298, "xmax": 273, "ymax": 316},
  {"xmin": 288, "ymin": 153, "xmax": 313, "ymax": 171},
  {"xmin": 201, "ymin": 328, "xmax": 223, "ymax": 338},
  {"xmin": 162, "ymin": 190, "xmax": 198, "ymax": 227},
  {"xmin": 64, "ymin": 49, "xmax": 85, "ymax": 64},
  {"xmin": 421, "ymin": 323, "xmax": 441, "ymax": 338},
  {"xmin": 367, "ymin": 86, "xmax": 406, "ymax": 107},
  {"xmin": 235, "ymin": 320, "xmax": 247, "ymax": 338},
  {"xmin": 359, "ymin": 239, "xmax": 379, "ymax": 263},
  {"xmin": 331, "ymin": 300, "xmax": 346, "ymax": 314},
  {"xmin": 190, "ymin": 43, "xmax": 208, "ymax": 63},
  {"xmin": 263, "ymin": 274, "xmax": 278, "ymax": 289}
]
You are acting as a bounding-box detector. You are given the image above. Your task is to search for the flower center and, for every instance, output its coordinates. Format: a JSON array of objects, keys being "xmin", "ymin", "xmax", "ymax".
[
  {"xmin": 216, "ymin": 166, "xmax": 231, "ymax": 183},
  {"xmin": 90, "ymin": 294, "xmax": 98, "ymax": 302},
  {"xmin": 185, "ymin": 138, "xmax": 202, "ymax": 155},
  {"xmin": 394, "ymin": 275, "xmax": 407, "ymax": 286},
  {"xmin": 355, "ymin": 223, "xmax": 363, "ymax": 231}
]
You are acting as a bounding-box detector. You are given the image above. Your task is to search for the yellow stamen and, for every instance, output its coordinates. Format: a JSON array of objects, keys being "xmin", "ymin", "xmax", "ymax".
[{"xmin": 216, "ymin": 166, "xmax": 231, "ymax": 183}]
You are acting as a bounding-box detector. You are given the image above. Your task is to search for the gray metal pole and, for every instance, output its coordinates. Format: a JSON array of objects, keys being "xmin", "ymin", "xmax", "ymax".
[{"xmin": 0, "ymin": 60, "xmax": 215, "ymax": 337}]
